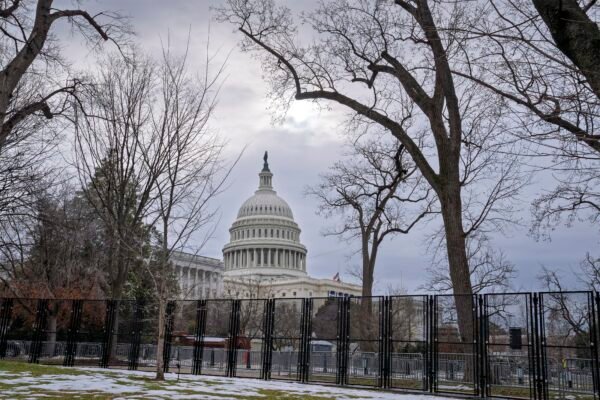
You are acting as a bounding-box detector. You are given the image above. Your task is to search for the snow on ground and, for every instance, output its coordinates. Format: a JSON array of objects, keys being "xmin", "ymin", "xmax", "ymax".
[{"xmin": 0, "ymin": 363, "xmax": 454, "ymax": 399}]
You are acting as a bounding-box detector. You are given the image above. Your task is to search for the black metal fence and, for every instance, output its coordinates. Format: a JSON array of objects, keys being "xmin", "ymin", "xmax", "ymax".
[{"xmin": 0, "ymin": 292, "xmax": 599, "ymax": 400}]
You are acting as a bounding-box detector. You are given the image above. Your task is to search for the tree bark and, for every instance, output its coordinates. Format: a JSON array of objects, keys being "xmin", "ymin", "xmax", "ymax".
[
  {"xmin": 440, "ymin": 182, "xmax": 474, "ymax": 343},
  {"xmin": 361, "ymin": 240, "xmax": 375, "ymax": 298},
  {"xmin": 532, "ymin": 0, "xmax": 600, "ymax": 100}
]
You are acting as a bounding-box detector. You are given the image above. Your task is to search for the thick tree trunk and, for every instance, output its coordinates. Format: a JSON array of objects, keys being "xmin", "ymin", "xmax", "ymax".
[
  {"xmin": 362, "ymin": 255, "xmax": 374, "ymax": 298},
  {"xmin": 440, "ymin": 183, "xmax": 474, "ymax": 344},
  {"xmin": 155, "ymin": 299, "xmax": 166, "ymax": 381}
]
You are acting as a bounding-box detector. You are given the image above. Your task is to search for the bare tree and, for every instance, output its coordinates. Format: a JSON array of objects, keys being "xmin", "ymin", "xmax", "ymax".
[
  {"xmin": 0, "ymin": 0, "xmax": 128, "ymax": 150},
  {"xmin": 217, "ymin": 0, "xmax": 521, "ymax": 341},
  {"xmin": 307, "ymin": 137, "xmax": 434, "ymax": 297},
  {"xmin": 146, "ymin": 44, "xmax": 229, "ymax": 381},
  {"xmin": 74, "ymin": 52, "xmax": 159, "ymax": 302}
]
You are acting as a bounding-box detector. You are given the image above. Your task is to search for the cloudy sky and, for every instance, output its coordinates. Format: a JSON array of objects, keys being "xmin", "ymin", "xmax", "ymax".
[{"xmin": 56, "ymin": 0, "xmax": 597, "ymax": 293}]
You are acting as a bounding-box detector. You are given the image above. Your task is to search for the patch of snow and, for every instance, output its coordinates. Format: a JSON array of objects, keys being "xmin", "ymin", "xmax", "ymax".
[{"xmin": 0, "ymin": 365, "xmax": 459, "ymax": 400}]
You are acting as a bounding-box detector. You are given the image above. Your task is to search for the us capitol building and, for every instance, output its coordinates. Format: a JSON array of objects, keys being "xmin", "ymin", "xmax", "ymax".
[{"xmin": 171, "ymin": 152, "xmax": 361, "ymax": 299}]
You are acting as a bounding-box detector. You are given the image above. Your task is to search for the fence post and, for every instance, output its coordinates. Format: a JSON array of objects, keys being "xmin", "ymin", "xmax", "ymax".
[
  {"xmin": 127, "ymin": 300, "xmax": 143, "ymax": 371},
  {"xmin": 192, "ymin": 299, "xmax": 206, "ymax": 375},
  {"xmin": 100, "ymin": 300, "xmax": 116, "ymax": 368},
  {"xmin": 299, "ymin": 298, "xmax": 312, "ymax": 383},
  {"xmin": 0, "ymin": 298, "xmax": 13, "ymax": 359},
  {"xmin": 64, "ymin": 299, "xmax": 83, "ymax": 367},
  {"xmin": 162, "ymin": 301, "xmax": 175, "ymax": 373},
  {"xmin": 29, "ymin": 299, "xmax": 48, "ymax": 364},
  {"xmin": 593, "ymin": 292, "xmax": 600, "ymax": 400},
  {"xmin": 478, "ymin": 295, "xmax": 486, "ymax": 398},
  {"xmin": 297, "ymin": 298, "xmax": 306, "ymax": 383},
  {"xmin": 533, "ymin": 293, "xmax": 545, "ymax": 400},
  {"xmin": 428, "ymin": 295, "xmax": 436, "ymax": 393},
  {"xmin": 262, "ymin": 298, "xmax": 274, "ymax": 380},
  {"xmin": 335, "ymin": 297, "xmax": 347, "ymax": 385},
  {"xmin": 381, "ymin": 296, "xmax": 389, "ymax": 389},
  {"xmin": 227, "ymin": 299, "xmax": 241, "ymax": 378}
]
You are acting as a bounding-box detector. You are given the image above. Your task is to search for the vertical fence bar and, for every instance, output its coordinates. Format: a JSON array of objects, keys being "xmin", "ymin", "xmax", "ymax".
[
  {"xmin": 335, "ymin": 297, "xmax": 346, "ymax": 385},
  {"xmin": 588, "ymin": 291, "xmax": 600, "ymax": 400},
  {"xmin": 590, "ymin": 292, "xmax": 600, "ymax": 399},
  {"xmin": 128, "ymin": 301, "xmax": 143, "ymax": 371},
  {"xmin": 300, "ymin": 298, "xmax": 312, "ymax": 383},
  {"xmin": 64, "ymin": 299, "xmax": 83, "ymax": 367},
  {"xmin": 227, "ymin": 300, "xmax": 240, "ymax": 378},
  {"xmin": 162, "ymin": 301, "xmax": 175, "ymax": 373},
  {"xmin": 262, "ymin": 298, "xmax": 274, "ymax": 380},
  {"xmin": 430, "ymin": 295, "xmax": 437, "ymax": 393},
  {"xmin": 100, "ymin": 300, "xmax": 116, "ymax": 368},
  {"xmin": 343, "ymin": 296, "xmax": 350, "ymax": 386},
  {"xmin": 29, "ymin": 299, "xmax": 48, "ymax": 364},
  {"xmin": 380, "ymin": 296, "xmax": 389, "ymax": 389},
  {"xmin": 0, "ymin": 298, "xmax": 13, "ymax": 359},
  {"xmin": 478, "ymin": 295, "xmax": 486, "ymax": 398},
  {"xmin": 297, "ymin": 298, "xmax": 307, "ymax": 383},
  {"xmin": 533, "ymin": 293, "xmax": 544, "ymax": 400},
  {"xmin": 527, "ymin": 293, "xmax": 537, "ymax": 400},
  {"xmin": 473, "ymin": 295, "xmax": 480, "ymax": 397},
  {"xmin": 192, "ymin": 299, "xmax": 206, "ymax": 375}
]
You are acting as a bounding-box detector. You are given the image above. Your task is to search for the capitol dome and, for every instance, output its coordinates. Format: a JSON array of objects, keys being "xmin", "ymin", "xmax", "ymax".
[
  {"xmin": 237, "ymin": 192, "xmax": 293, "ymax": 219},
  {"xmin": 222, "ymin": 152, "xmax": 307, "ymax": 279}
]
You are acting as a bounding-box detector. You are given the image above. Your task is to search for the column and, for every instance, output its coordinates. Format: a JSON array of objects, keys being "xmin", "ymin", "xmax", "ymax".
[
  {"xmin": 202, "ymin": 270, "xmax": 207, "ymax": 298},
  {"xmin": 186, "ymin": 267, "xmax": 191, "ymax": 294},
  {"xmin": 267, "ymin": 249, "xmax": 271, "ymax": 267},
  {"xmin": 208, "ymin": 271, "xmax": 213, "ymax": 298},
  {"xmin": 253, "ymin": 249, "xmax": 257, "ymax": 267}
]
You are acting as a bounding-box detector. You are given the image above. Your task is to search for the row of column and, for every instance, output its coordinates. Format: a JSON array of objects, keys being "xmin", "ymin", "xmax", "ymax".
[
  {"xmin": 225, "ymin": 248, "xmax": 305, "ymax": 270},
  {"xmin": 176, "ymin": 265, "xmax": 221, "ymax": 298}
]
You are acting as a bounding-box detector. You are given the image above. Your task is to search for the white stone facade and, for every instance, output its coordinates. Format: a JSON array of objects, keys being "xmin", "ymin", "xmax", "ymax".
[
  {"xmin": 170, "ymin": 250, "xmax": 223, "ymax": 299},
  {"xmin": 222, "ymin": 153, "xmax": 361, "ymax": 299}
]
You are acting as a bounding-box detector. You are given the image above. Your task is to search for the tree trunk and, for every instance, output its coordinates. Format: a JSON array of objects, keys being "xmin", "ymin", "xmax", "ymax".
[
  {"xmin": 155, "ymin": 299, "xmax": 166, "ymax": 381},
  {"xmin": 440, "ymin": 183, "xmax": 474, "ymax": 344},
  {"xmin": 362, "ymin": 257, "xmax": 374, "ymax": 298}
]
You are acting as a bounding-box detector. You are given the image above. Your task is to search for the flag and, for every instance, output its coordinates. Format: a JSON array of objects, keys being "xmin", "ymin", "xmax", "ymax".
[{"xmin": 332, "ymin": 272, "xmax": 340, "ymax": 282}]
